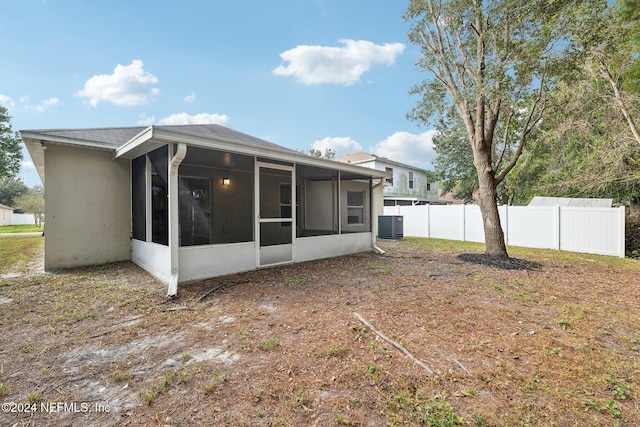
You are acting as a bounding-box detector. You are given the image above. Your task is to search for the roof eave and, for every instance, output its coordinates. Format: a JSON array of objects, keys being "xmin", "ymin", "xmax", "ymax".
[{"xmin": 116, "ymin": 127, "xmax": 391, "ymax": 179}]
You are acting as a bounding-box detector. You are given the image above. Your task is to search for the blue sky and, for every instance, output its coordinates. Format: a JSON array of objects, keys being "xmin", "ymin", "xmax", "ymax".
[{"xmin": 1, "ymin": 0, "xmax": 438, "ymax": 187}]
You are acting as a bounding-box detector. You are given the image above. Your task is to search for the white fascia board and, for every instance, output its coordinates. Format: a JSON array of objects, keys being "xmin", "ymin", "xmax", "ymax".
[
  {"xmin": 114, "ymin": 126, "xmax": 154, "ymax": 159},
  {"xmin": 123, "ymin": 127, "xmax": 391, "ymax": 179}
]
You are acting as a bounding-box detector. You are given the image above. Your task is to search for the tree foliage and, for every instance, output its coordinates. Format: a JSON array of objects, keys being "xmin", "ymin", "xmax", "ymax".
[
  {"xmin": 513, "ymin": 0, "xmax": 640, "ymax": 204},
  {"xmin": 405, "ymin": 0, "xmax": 577, "ymax": 256},
  {"xmin": 309, "ymin": 148, "xmax": 336, "ymax": 160},
  {"xmin": 0, "ymin": 105, "xmax": 23, "ymax": 180},
  {"xmin": 0, "ymin": 177, "xmax": 29, "ymax": 211},
  {"xmin": 14, "ymin": 186, "xmax": 45, "ymax": 228}
]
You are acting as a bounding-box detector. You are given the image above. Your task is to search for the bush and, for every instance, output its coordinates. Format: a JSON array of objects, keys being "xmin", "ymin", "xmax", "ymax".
[{"xmin": 626, "ymin": 209, "xmax": 640, "ymax": 259}]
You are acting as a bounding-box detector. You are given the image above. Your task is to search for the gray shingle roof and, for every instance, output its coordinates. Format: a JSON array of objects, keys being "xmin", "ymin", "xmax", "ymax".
[
  {"xmin": 22, "ymin": 126, "xmax": 147, "ymax": 147},
  {"xmin": 23, "ymin": 124, "xmax": 298, "ymax": 154}
]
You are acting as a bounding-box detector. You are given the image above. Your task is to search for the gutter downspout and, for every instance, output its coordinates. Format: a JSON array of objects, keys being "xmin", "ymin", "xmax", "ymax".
[
  {"xmin": 167, "ymin": 143, "xmax": 187, "ymax": 297},
  {"xmin": 371, "ymin": 178, "xmax": 386, "ymax": 255}
]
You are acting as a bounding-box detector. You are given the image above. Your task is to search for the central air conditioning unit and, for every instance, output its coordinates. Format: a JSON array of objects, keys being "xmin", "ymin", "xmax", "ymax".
[{"xmin": 378, "ymin": 215, "xmax": 403, "ymax": 240}]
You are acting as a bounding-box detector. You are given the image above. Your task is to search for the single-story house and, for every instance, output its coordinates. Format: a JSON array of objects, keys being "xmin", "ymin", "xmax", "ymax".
[
  {"xmin": 0, "ymin": 203, "xmax": 13, "ymax": 226},
  {"xmin": 20, "ymin": 124, "xmax": 389, "ymax": 296}
]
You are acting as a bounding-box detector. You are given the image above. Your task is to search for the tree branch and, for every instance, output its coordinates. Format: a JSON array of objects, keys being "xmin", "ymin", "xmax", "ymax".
[
  {"xmin": 495, "ymin": 73, "xmax": 547, "ymax": 184},
  {"xmin": 597, "ymin": 56, "xmax": 640, "ymax": 146}
]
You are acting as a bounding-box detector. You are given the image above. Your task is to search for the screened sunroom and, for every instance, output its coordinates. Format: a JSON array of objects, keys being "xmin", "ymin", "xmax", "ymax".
[{"xmin": 117, "ymin": 125, "xmax": 387, "ymax": 296}]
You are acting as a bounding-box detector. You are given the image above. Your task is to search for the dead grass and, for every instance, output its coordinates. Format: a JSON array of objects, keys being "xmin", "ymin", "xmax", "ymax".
[{"xmin": 0, "ymin": 237, "xmax": 639, "ymax": 426}]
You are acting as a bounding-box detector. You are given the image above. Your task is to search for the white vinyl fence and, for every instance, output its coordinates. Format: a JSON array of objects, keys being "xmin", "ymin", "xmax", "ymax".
[
  {"xmin": 383, "ymin": 204, "xmax": 626, "ymax": 258},
  {"xmin": 10, "ymin": 213, "xmax": 36, "ymax": 225}
]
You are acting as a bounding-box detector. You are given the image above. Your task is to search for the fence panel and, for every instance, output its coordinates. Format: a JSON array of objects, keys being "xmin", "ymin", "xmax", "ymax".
[
  {"xmin": 11, "ymin": 213, "xmax": 35, "ymax": 225},
  {"xmin": 559, "ymin": 207, "xmax": 625, "ymax": 257},
  {"xmin": 506, "ymin": 206, "xmax": 558, "ymax": 249},
  {"xmin": 381, "ymin": 205, "xmax": 625, "ymax": 258},
  {"xmin": 429, "ymin": 205, "xmax": 465, "ymax": 240}
]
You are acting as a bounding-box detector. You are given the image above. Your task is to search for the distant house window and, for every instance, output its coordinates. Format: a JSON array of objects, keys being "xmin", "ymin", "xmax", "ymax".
[
  {"xmin": 385, "ymin": 167, "xmax": 393, "ymax": 185},
  {"xmin": 347, "ymin": 191, "xmax": 365, "ymax": 224},
  {"xmin": 427, "ymin": 183, "xmax": 431, "ymax": 191},
  {"xmin": 409, "ymin": 172, "xmax": 414, "ymax": 189}
]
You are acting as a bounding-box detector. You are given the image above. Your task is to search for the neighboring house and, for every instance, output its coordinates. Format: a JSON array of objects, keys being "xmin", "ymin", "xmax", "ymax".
[
  {"xmin": 437, "ymin": 188, "xmax": 465, "ymax": 205},
  {"xmin": 21, "ymin": 124, "xmax": 389, "ymax": 296},
  {"xmin": 0, "ymin": 204, "xmax": 13, "ymax": 226},
  {"xmin": 337, "ymin": 153, "xmax": 439, "ymax": 206}
]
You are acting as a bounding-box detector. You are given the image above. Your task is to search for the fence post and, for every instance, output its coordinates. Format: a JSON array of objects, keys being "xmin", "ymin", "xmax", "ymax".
[
  {"xmin": 427, "ymin": 203, "xmax": 431, "ymax": 238},
  {"xmin": 462, "ymin": 204, "xmax": 466, "ymax": 242},
  {"xmin": 503, "ymin": 205, "xmax": 509, "ymax": 246},
  {"xmin": 554, "ymin": 205, "xmax": 561, "ymax": 250},
  {"xmin": 618, "ymin": 206, "xmax": 626, "ymax": 258}
]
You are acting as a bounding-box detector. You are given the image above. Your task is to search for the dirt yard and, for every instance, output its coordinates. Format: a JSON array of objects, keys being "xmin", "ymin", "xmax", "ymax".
[{"xmin": 1, "ymin": 236, "xmax": 639, "ymax": 426}]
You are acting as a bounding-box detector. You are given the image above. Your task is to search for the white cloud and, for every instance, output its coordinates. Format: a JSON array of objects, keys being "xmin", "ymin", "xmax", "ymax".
[
  {"xmin": 184, "ymin": 91, "xmax": 196, "ymax": 103},
  {"xmin": 273, "ymin": 39, "xmax": 405, "ymax": 85},
  {"xmin": 157, "ymin": 112, "xmax": 230, "ymax": 126},
  {"xmin": 137, "ymin": 112, "xmax": 155, "ymax": 126},
  {"xmin": 0, "ymin": 94, "xmax": 15, "ymax": 109},
  {"xmin": 311, "ymin": 136, "xmax": 363, "ymax": 158},
  {"xmin": 76, "ymin": 59, "xmax": 159, "ymax": 107},
  {"xmin": 21, "ymin": 160, "xmax": 35, "ymax": 170},
  {"xmin": 370, "ymin": 130, "xmax": 438, "ymax": 169},
  {"xmin": 26, "ymin": 97, "xmax": 63, "ymax": 112}
]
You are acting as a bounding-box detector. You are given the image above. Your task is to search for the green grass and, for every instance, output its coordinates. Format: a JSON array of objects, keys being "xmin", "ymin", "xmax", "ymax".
[
  {"xmin": 0, "ymin": 224, "xmax": 43, "ymax": 233},
  {"xmin": 0, "ymin": 234, "xmax": 43, "ymax": 274},
  {"xmin": 403, "ymin": 236, "xmax": 640, "ymax": 270}
]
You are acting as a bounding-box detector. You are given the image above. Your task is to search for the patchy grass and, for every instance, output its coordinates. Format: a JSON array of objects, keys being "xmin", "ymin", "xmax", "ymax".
[
  {"xmin": 0, "ymin": 236, "xmax": 639, "ymax": 426},
  {"xmin": 0, "ymin": 234, "xmax": 43, "ymax": 274}
]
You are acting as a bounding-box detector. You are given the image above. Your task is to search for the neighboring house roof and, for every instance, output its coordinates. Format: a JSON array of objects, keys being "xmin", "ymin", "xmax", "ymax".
[
  {"xmin": 337, "ymin": 152, "xmax": 429, "ymax": 172},
  {"xmin": 21, "ymin": 124, "xmax": 389, "ymax": 185},
  {"xmin": 0, "ymin": 203, "xmax": 13, "ymax": 210},
  {"xmin": 528, "ymin": 196, "xmax": 613, "ymax": 208},
  {"xmin": 437, "ymin": 189, "xmax": 464, "ymax": 204}
]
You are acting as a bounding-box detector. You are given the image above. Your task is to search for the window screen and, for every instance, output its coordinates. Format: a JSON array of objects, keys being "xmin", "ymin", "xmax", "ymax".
[{"xmin": 347, "ymin": 191, "xmax": 365, "ymax": 224}]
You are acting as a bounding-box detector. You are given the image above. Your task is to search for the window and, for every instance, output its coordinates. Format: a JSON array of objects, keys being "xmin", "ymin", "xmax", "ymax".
[
  {"xmin": 347, "ymin": 191, "xmax": 365, "ymax": 224},
  {"xmin": 385, "ymin": 167, "xmax": 393, "ymax": 185},
  {"xmin": 427, "ymin": 183, "xmax": 431, "ymax": 191},
  {"xmin": 409, "ymin": 172, "xmax": 414, "ymax": 189}
]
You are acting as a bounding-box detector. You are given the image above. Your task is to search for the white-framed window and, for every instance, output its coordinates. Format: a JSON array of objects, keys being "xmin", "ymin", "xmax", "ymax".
[
  {"xmin": 385, "ymin": 167, "xmax": 393, "ymax": 185},
  {"xmin": 347, "ymin": 191, "xmax": 365, "ymax": 224},
  {"xmin": 409, "ymin": 171, "xmax": 414, "ymax": 189}
]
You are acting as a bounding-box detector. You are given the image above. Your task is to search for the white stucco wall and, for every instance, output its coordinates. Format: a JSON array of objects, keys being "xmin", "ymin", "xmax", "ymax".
[
  {"xmin": 132, "ymin": 239, "xmax": 171, "ymax": 283},
  {"xmin": 44, "ymin": 144, "xmax": 131, "ymax": 269},
  {"xmin": 179, "ymin": 242, "xmax": 256, "ymax": 283},
  {"xmin": 0, "ymin": 207, "xmax": 12, "ymax": 226},
  {"xmin": 295, "ymin": 232, "xmax": 373, "ymax": 263}
]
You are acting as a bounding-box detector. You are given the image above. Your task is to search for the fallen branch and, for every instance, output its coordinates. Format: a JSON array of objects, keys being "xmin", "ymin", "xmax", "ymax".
[
  {"xmin": 161, "ymin": 305, "xmax": 189, "ymax": 312},
  {"xmin": 451, "ymin": 356, "xmax": 472, "ymax": 376},
  {"xmin": 89, "ymin": 314, "xmax": 147, "ymax": 339},
  {"xmin": 353, "ymin": 312, "xmax": 433, "ymax": 375},
  {"xmin": 197, "ymin": 280, "xmax": 249, "ymax": 303}
]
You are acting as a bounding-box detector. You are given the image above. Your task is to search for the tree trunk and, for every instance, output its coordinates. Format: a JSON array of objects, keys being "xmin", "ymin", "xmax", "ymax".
[
  {"xmin": 473, "ymin": 147, "xmax": 509, "ymax": 258},
  {"xmin": 598, "ymin": 58, "xmax": 640, "ymax": 146}
]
